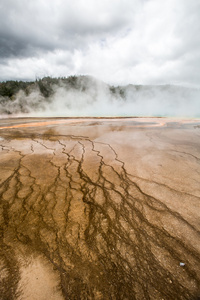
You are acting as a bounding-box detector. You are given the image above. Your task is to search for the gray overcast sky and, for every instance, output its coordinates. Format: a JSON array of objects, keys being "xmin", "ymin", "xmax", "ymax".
[{"xmin": 0, "ymin": 0, "xmax": 200, "ymax": 86}]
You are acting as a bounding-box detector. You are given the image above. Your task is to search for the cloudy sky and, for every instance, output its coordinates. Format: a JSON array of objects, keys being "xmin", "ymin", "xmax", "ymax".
[{"xmin": 0, "ymin": 0, "xmax": 200, "ymax": 86}]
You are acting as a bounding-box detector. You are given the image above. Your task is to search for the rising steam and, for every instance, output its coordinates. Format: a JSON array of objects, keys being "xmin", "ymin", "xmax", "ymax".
[{"xmin": 0, "ymin": 76, "xmax": 199, "ymax": 117}]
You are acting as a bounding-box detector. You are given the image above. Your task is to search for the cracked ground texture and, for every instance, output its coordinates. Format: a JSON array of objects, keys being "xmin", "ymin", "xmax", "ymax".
[{"xmin": 0, "ymin": 117, "xmax": 200, "ymax": 300}]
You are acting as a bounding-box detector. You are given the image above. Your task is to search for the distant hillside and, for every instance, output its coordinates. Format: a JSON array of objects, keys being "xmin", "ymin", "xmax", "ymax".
[{"xmin": 0, "ymin": 76, "xmax": 199, "ymax": 117}]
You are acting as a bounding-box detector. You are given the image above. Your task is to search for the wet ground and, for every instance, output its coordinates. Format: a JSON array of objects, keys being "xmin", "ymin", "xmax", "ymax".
[{"xmin": 0, "ymin": 117, "xmax": 200, "ymax": 300}]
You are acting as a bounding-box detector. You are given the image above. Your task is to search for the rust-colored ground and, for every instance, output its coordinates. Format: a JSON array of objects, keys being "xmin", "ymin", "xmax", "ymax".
[{"xmin": 0, "ymin": 117, "xmax": 200, "ymax": 300}]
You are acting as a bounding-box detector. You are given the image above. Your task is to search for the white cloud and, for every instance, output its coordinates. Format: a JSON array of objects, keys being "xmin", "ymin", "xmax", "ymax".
[{"xmin": 0, "ymin": 0, "xmax": 200, "ymax": 87}]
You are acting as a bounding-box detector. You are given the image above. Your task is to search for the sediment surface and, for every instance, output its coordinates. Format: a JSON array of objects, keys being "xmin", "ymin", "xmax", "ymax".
[{"xmin": 0, "ymin": 117, "xmax": 200, "ymax": 300}]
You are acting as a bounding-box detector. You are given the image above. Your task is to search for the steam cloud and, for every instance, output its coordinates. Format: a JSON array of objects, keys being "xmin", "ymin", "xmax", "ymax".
[{"xmin": 0, "ymin": 76, "xmax": 199, "ymax": 117}]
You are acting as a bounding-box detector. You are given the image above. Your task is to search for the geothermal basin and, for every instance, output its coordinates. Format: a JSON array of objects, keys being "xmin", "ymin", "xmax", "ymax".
[{"xmin": 0, "ymin": 117, "xmax": 200, "ymax": 299}]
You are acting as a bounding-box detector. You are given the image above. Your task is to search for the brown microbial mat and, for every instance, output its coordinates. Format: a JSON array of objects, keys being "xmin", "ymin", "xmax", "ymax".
[{"xmin": 0, "ymin": 117, "xmax": 200, "ymax": 300}]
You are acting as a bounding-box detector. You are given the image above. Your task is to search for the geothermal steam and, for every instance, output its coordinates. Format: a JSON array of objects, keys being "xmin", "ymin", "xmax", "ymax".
[{"xmin": 0, "ymin": 76, "xmax": 199, "ymax": 117}]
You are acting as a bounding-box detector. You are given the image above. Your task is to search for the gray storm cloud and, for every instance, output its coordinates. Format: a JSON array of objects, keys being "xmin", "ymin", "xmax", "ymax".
[
  {"xmin": 0, "ymin": 76, "xmax": 199, "ymax": 118},
  {"xmin": 0, "ymin": 0, "xmax": 200, "ymax": 88}
]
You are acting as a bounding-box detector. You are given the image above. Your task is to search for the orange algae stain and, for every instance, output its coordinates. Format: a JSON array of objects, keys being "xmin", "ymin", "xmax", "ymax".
[
  {"xmin": 0, "ymin": 119, "xmax": 166, "ymax": 130},
  {"xmin": 0, "ymin": 120, "xmax": 79, "ymax": 129}
]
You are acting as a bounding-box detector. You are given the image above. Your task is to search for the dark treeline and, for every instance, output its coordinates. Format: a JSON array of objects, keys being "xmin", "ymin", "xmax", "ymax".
[
  {"xmin": 0, "ymin": 75, "xmax": 126, "ymax": 100},
  {"xmin": 0, "ymin": 76, "xmax": 84, "ymax": 99}
]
